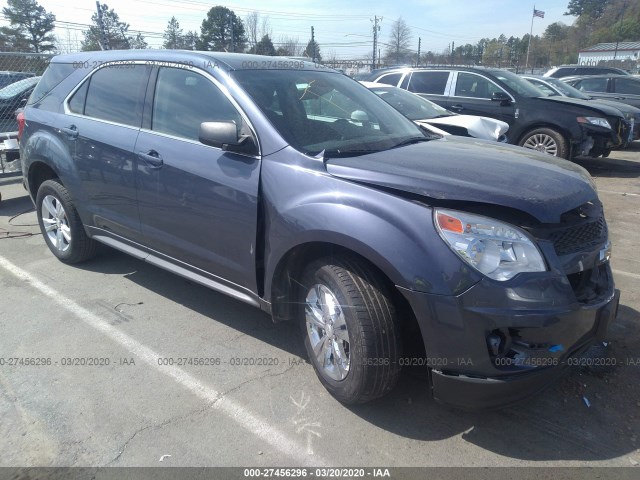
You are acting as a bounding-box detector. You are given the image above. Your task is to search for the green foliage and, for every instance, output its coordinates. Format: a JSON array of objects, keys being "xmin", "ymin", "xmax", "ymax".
[
  {"xmin": 565, "ymin": 0, "xmax": 611, "ymax": 19},
  {"xmin": 82, "ymin": 3, "xmax": 146, "ymax": 51},
  {"xmin": 2, "ymin": 0, "xmax": 56, "ymax": 53},
  {"xmin": 198, "ymin": 6, "xmax": 247, "ymax": 52},
  {"xmin": 255, "ymin": 34, "xmax": 276, "ymax": 56},
  {"xmin": 304, "ymin": 39, "xmax": 321, "ymax": 62}
]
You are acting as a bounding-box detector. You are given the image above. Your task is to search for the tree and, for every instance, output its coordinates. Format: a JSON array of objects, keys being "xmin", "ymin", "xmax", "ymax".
[
  {"xmin": 199, "ymin": 6, "xmax": 247, "ymax": 52},
  {"xmin": 130, "ymin": 32, "xmax": 148, "ymax": 49},
  {"xmin": 2, "ymin": 0, "xmax": 56, "ymax": 52},
  {"xmin": 304, "ymin": 38, "xmax": 321, "ymax": 62},
  {"xmin": 183, "ymin": 31, "xmax": 199, "ymax": 51},
  {"xmin": 385, "ymin": 17, "xmax": 413, "ymax": 65},
  {"xmin": 255, "ymin": 34, "xmax": 276, "ymax": 56},
  {"xmin": 163, "ymin": 16, "xmax": 186, "ymax": 49},
  {"xmin": 275, "ymin": 36, "xmax": 302, "ymax": 56},
  {"xmin": 245, "ymin": 11, "xmax": 259, "ymax": 53},
  {"xmin": 565, "ymin": 0, "xmax": 611, "ymax": 19},
  {"xmin": 81, "ymin": 3, "xmax": 145, "ymax": 51},
  {"xmin": 0, "ymin": 26, "xmax": 30, "ymax": 51}
]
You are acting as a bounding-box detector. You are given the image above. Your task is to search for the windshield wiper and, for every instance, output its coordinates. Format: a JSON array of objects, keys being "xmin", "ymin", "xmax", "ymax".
[
  {"xmin": 324, "ymin": 149, "xmax": 382, "ymax": 158},
  {"xmin": 390, "ymin": 137, "xmax": 431, "ymax": 149}
]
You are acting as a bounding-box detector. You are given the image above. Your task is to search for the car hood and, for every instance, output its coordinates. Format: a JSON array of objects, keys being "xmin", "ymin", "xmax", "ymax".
[
  {"xmin": 591, "ymin": 99, "xmax": 640, "ymax": 116},
  {"xmin": 416, "ymin": 115, "xmax": 509, "ymax": 141},
  {"xmin": 537, "ymin": 96, "xmax": 623, "ymax": 117},
  {"xmin": 324, "ymin": 136, "xmax": 597, "ymax": 224}
]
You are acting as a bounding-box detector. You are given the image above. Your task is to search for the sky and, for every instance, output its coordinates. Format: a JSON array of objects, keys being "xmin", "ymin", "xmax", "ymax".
[{"xmin": 0, "ymin": 0, "xmax": 579, "ymax": 58}]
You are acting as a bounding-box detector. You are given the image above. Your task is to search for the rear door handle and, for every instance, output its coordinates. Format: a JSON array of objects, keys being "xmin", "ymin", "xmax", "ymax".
[
  {"xmin": 450, "ymin": 104, "xmax": 464, "ymax": 112},
  {"xmin": 60, "ymin": 125, "xmax": 78, "ymax": 139},
  {"xmin": 137, "ymin": 150, "xmax": 163, "ymax": 168}
]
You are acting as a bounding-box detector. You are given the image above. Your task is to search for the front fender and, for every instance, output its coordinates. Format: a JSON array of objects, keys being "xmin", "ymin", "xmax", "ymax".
[{"xmin": 261, "ymin": 155, "xmax": 481, "ymax": 300}]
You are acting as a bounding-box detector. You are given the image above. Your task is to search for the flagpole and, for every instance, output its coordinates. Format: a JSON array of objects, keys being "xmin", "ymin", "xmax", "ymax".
[{"xmin": 525, "ymin": 6, "xmax": 535, "ymax": 72}]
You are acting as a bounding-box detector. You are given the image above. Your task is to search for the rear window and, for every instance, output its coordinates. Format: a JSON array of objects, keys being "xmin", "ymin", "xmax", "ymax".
[
  {"xmin": 82, "ymin": 65, "xmax": 149, "ymax": 127},
  {"xmin": 28, "ymin": 63, "xmax": 74, "ymax": 104},
  {"xmin": 376, "ymin": 73, "xmax": 402, "ymax": 86}
]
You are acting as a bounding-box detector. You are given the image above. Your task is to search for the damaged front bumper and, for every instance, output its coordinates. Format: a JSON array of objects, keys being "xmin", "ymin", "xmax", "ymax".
[{"xmin": 398, "ymin": 259, "xmax": 619, "ymax": 410}]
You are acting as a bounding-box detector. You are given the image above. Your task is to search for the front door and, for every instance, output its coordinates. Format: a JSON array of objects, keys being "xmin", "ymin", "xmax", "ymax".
[{"xmin": 134, "ymin": 66, "xmax": 261, "ymax": 291}]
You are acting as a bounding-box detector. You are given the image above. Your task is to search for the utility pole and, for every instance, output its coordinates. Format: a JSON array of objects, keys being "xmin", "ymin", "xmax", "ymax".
[
  {"xmin": 371, "ymin": 16, "xmax": 381, "ymax": 72},
  {"xmin": 311, "ymin": 26, "xmax": 316, "ymax": 62},
  {"xmin": 451, "ymin": 41, "xmax": 454, "ymax": 65},
  {"xmin": 230, "ymin": 16, "xmax": 235, "ymax": 52},
  {"xmin": 613, "ymin": 0, "xmax": 628, "ymax": 63},
  {"xmin": 417, "ymin": 37, "xmax": 421, "ymax": 66},
  {"xmin": 95, "ymin": 1, "xmax": 109, "ymax": 50}
]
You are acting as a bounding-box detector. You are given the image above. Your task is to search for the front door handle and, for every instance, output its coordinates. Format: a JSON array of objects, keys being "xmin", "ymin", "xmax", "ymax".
[
  {"xmin": 60, "ymin": 125, "xmax": 78, "ymax": 139},
  {"xmin": 137, "ymin": 150, "xmax": 163, "ymax": 168},
  {"xmin": 450, "ymin": 104, "xmax": 464, "ymax": 112}
]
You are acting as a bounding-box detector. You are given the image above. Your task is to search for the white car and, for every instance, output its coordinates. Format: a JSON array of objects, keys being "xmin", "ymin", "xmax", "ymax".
[{"xmin": 361, "ymin": 81, "xmax": 509, "ymax": 142}]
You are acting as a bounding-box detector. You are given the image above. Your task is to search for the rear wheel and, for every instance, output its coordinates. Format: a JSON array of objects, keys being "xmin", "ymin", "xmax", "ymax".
[
  {"xmin": 300, "ymin": 255, "xmax": 401, "ymax": 404},
  {"xmin": 519, "ymin": 128, "xmax": 568, "ymax": 159},
  {"xmin": 36, "ymin": 179, "xmax": 96, "ymax": 263}
]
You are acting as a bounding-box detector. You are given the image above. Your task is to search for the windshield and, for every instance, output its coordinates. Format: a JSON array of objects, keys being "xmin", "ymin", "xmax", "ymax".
[
  {"xmin": 233, "ymin": 69, "xmax": 425, "ymax": 157},
  {"xmin": 0, "ymin": 76, "xmax": 40, "ymax": 100},
  {"xmin": 544, "ymin": 77, "xmax": 591, "ymax": 100},
  {"xmin": 492, "ymin": 70, "xmax": 547, "ymax": 98},
  {"xmin": 368, "ymin": 85, "xmax": 453, "ymax": 120}
]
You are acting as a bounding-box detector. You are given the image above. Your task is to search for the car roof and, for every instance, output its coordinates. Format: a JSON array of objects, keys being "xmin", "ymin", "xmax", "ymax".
[
  {"xmin": 51, "ymin": 50, "xmax": 336, "ymax": 73},
  {"xmin": 562, "ymin": 74, "xmax": 635, "ymax": 80}
]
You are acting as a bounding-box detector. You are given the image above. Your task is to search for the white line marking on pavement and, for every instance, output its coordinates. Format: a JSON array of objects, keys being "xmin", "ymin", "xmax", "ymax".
[
  {"xmin": 599, "ymin": 190, "xmax": 640, "ymax": 197},
  {"xmin": 0, "ymin": 255, "xmax": 329, "ymax": 466},
  {"xmin": 613, "ymin": 269, "xmax": 640, "ymax": 281}
]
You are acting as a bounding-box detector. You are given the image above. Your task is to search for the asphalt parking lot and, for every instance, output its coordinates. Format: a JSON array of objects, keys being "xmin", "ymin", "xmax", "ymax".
[{"xmin": 0, "ymin": 145, "xmax": 639, "ymax": 468}]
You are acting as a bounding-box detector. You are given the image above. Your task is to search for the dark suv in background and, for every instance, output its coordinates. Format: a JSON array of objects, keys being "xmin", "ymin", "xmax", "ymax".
[
  {"xmin": 563, "ymin": 75, "xmax": 640, "ymax": 109},
  {"xmin": 543, "ymin": 65, "xmax": 629, "ymax": 79},
  {"xmin": 20, "ymin": 51, "xmax": 619, "ymax": 409},
  {"xmin": 365, "ymin": 66, "xmax": 630, "ymax": 159}
]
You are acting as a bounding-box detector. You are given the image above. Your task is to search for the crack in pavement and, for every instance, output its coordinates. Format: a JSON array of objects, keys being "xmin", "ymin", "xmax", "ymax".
[{"xmin": 105, "ymin": 363, "xmax": 297, "ymax": 465}]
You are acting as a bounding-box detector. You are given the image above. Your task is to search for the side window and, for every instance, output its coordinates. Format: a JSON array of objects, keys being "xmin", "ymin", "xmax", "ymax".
[
  {"xmin": 615, "ymin": 78, "xmax": 640, "ymax": 95},
  {"xmin": 407, "ymin": 71, "xmax": 449, "ymax": 95},
  {"xmin": 68, "ymin": 81, "xmax": 88, "ymax": 114},
  {"xmin": 576, "ymin": 77, "xmax": 608, "ymax": 92},
  {"xmin": 83, "ymin": 65, "xmax": 148, "ymax": 126},
  {"xmin": 152, "ymin": 67, "xmax": 241, "ymax": 141},
  {"xmin": 454, "ymin": 72, "xmax": 501, "ymax": 99},
  {"xmin": 376, "ymin": 73, "xmax": 402, "ymax": 86}
]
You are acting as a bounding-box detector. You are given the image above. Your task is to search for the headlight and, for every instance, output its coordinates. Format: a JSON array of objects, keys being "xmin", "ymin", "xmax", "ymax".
[
  {"xmin": 434, "ymin": 209, "xmax": 547, "ymax": 281},
  {"xmin": 577, "ymin": 116, "xmax": 612, "ymax": 129}
]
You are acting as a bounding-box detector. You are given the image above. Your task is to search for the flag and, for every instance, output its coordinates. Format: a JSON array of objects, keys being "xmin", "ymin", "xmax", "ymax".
[{"xmin": 533, "ymin": 8, "xmax": 545, "ymax": 18}]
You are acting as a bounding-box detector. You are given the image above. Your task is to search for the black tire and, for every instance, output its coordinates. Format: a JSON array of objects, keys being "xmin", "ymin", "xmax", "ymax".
[
  {"xmin": 518, "ymin": 127, "xmax": 569, "ymax": 159},
  {"xmin": 36, "ymin": 178, "xmax": 96, "ymax": 264},
  {"xmin": 299, "ymin": 255, "xmax": 401, "ymax": 404}
]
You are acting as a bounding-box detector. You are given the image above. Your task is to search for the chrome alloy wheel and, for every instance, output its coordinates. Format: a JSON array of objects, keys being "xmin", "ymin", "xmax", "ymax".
[
  {"xmin": 41, "ymin": 194, "xmax": 71, "ymax": 252},
  {"xmin": 305, "ymin": 284, "xmax": 351, "ymax": 381},
  {"xmin": 522, "ymin": 133, "xmax": 558, "ymax": 156}
]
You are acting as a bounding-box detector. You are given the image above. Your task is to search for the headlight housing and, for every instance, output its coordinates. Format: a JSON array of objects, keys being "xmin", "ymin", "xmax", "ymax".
[
  {"xmin": 434, "ymin": 209, "xmax": 547, "ymax": 281},
  {"xmin": 577, "ymin": 116, "xmax": 612, "ymax": 129}
]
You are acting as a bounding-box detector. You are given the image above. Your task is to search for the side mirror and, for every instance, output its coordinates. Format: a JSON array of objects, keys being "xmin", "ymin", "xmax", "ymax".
[
  {"xmin": 199, "ymin": 121, "xmax": 241, "ymax": 148},
  {"xmin": 199, "ymin": 121, "xmax": 258, "ymax": 155},
  {"xmin": 491, "ymin": 91, "xmax": 511, "ymax": 104}
]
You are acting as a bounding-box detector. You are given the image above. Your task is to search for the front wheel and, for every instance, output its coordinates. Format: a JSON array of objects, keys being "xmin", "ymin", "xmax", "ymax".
[
  {"xmin": 519, "ymin": 128, "xmax": 569, "ymax": 159},
  {"xmin": 300, "ymin": 256, "xmax": 401, "ymax": 404},
  {"xmin": 36, "ymin": 179, "xmax": 97, "ymax": 263}
]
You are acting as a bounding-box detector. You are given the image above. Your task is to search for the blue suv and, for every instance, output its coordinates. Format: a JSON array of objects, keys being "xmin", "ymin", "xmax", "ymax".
[{"xmin": 20, "ymin": 51, "xmax": 619, "ymax": 408}]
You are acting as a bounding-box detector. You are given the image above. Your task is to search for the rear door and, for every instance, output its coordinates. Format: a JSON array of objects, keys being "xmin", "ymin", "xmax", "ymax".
[
  {"xmin": 446, "ymin": 71, "xmax": 516, "ymax": 125},
  {"xmin": 134, "ymin": 66, "xmax": 261, "ymax": 291},
  {"xmin": 64, "ymin": 63, "xmax": 150, "ymax": 241},
  {"xmin": 404, "ymin": 70, "xmax": 451, "ymax": 108}
]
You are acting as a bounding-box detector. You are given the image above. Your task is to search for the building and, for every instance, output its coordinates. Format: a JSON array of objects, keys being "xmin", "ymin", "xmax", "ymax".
[{"xmin": 578, "ymin": 41, "xmax": 640, "ymax": 68}]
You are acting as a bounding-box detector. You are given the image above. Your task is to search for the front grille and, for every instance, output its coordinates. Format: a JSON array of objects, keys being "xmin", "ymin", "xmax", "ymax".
[{"xmin": 548, "ymin": 217, "xmax": 607, "ymax": 256}]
